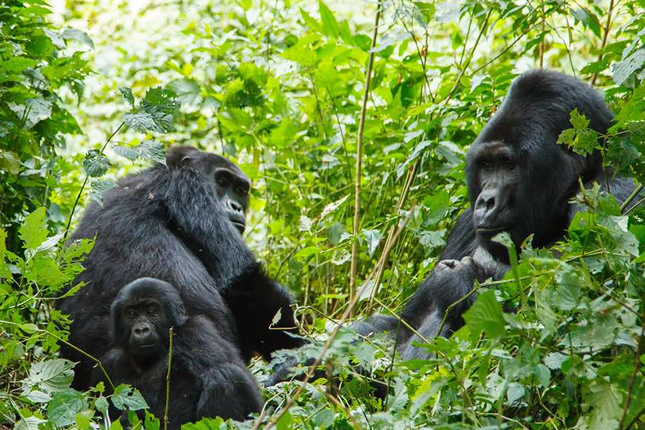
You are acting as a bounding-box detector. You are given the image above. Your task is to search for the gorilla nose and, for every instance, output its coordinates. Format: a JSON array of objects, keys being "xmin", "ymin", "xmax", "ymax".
[
  {"xmin": 226, "ymin": 198, "xmax": 243, "ymax": 213},
  {"xmin": 474, "ymin": 188, "xmax": 501, "ymax": 224},
  {"xmin": 134, "ymin": 325, "xmax": 151, "ymax": 337}
]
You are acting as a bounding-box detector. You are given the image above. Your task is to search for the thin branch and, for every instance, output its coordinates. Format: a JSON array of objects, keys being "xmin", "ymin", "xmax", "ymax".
[
  {"xmin": 259, "ymin": 207, "xmax": 412, "ymax": 430},
  {"xmin": 63, "ymin": 121, "xmax": 125, "ymax": 240},
  {"xmin": 349, "ymin": 0, "xmax": 383, "ymax": 311},
  {"xmin": 163, "ymin": 327, "xmax": 174, "ymax": 430},
  {"xmin": 591, "ymin": 0, "xmax": 616, "ymax": 86}
]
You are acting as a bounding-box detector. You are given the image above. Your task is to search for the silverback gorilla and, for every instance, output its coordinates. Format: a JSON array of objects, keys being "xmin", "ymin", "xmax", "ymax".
[
  {"xmin": 354, "ymin": 70, "xmax": 638, "ymax": 359},
  {"xmin": 93, "ymin": 278, "xmax": 260, "ymax": 427},
  {"xmin": 59, "ymin": 146, "xmax": 303, "ymax": 419}
]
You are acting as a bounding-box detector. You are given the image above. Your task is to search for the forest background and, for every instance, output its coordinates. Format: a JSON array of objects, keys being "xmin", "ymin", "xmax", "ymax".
[{"xmin": 1, "ymin": 0, "xmax": 645, "ymax": 428}]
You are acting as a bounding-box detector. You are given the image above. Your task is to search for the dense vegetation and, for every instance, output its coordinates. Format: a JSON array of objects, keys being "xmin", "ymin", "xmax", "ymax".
[{"xmin": 1, "ymin": 0, "xmax": 644, "ymax": 428}]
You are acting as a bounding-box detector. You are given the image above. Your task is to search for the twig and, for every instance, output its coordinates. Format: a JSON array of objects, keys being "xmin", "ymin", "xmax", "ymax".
[
  {"xmin": 349, "ymin": 0, "xmax": 383, "ymax": 309},
  {"xmin": 63, "ymin": 122, "xmax": 125, "ymax": 239},
  {"xmin": 259, "ymin": 208, "xmax": 412, "ymax": 430},
  {"xmin": 164, "ymin": 327, "xmax": 174, "ymax": 430},
  {"xmin": 620, "ymin": 183, "xmax": 643, "ymax": 213},
  {"xmin": 590, "ymin": 0, "xmax": 616, "ymax": 86},
  {"xmin": 367, "ymin": 163, "xmax": 417, "ymax": 309},
  {"xmin": 0, "ymin": 320, "xmax": 115, "ymax": 390}
]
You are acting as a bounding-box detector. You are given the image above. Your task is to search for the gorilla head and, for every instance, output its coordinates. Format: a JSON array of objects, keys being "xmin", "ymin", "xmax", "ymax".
[
  {"xmin": 111, "ymin": 278, "xmax": 187, "ymax": 363},
  {"xmin": 465, "ymin": 70, "xmax": 614, "ymax": 260},
  {"xmin": 167, "ymin": 146, "xmax": 251, "ymax": 233}
]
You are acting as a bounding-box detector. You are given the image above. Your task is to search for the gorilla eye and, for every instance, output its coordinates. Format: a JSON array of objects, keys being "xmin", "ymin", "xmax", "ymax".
[
  {"xmin": 481, "ymin": 160, "xmax": 493, "ymax": 170},
  {"xmin": 147, "ymin": 307, "xmax": 158, "ymax": 317},
  {"xmin": 234, "ymin": 185, "xmax": 247, "ymax": 195},
  {"xmin": 504, "ymin": 161, "xmax": 515, "ymax": 170},
  {"xmin": 217, "ymin": 176, "xmax": 229, "ymax": 187},
  {"xmin": 127, "ymin": 310, "xmax": 136, "ymax": 319}
]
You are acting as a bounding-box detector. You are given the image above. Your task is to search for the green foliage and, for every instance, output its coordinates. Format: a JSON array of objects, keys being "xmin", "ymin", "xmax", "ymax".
[
  {"xmin": 1, "ymin": 0, "xmax": 644, "ymax": 428},
  {"xmin": 0, "ymin": 0, "xmax": 91, "ymax": 252}
]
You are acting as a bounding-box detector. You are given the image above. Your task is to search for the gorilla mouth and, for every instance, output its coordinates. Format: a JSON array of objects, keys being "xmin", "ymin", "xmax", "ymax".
[
  {"xmin": 230, "ymin": 220, "xmax": 245, "ymax": 233},
  {"xmin": 228, "ymin": 214, "xmax": 246, "ymax": 233},
  {"xmin": 476, "ymin": 226, "xmax": 508, "ymax": 235}
]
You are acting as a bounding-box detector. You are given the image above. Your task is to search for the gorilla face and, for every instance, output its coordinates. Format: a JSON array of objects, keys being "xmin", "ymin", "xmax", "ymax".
[
  {"xmin": 213, "ymin": 165, "xmax": 250, "ymax": 234},
  {"xmin": 111, "ymin": 278, "xmax": 187, "ymax": 363},
  {"xmin": 167, "ymin": 147, "xmax": 252, "ymax": 234},
  {"xmin": 122, "ymin": 296, "xmax": 166, "ymax": 359}
]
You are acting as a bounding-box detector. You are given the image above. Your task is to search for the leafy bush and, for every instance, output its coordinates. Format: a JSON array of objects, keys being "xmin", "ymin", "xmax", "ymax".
[{"xmin": 1, "ymin": 0, "xmax": 644, "ymax": 428}]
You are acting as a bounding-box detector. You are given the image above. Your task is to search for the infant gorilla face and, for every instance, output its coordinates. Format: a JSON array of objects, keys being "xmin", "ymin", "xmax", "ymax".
[{"xmin": 123, "ymin": 298, "xmax": 167, "ymax": 359}]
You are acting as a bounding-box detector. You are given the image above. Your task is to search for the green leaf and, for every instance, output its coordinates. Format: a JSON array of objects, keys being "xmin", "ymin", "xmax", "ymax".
[
  {"xmin": 19, "ymin": 207, "xmax": 48, "ymax": 250},
  {"xmin": 24, "ymin": 359, "xmax": 75, "ymax": 394},
  {"xmin": 363, "ymin": 229, "xmax": 382, "ymax": 257},
  {"xmin": 111, "ymin": 385, "xmax": 149, "ymax": 411},
  {"xmin": 61, "ymin": 28, "xmax": 95, "ymax": 48},
  {"xmin": 114, "ymin": 140, "xmax": 166, "ymax": 163},
  {"xmin": 47, "ymin": 389, "xmax": 89, "ymax": 427},
  {"xmin": 300, "ymin": 8, "xmax": 322, "ymax": 33},
  {"xmin": 0, "ymin": 151, "xmax": 20, "ymax": 175},
  {"xmin": 119, "ymin": 87, "xmax": 135, "ymax": 106},
  {"xmin": 319, "ymin": 1, "xmax": 339, "ymax": 39},
  {"xmin": 613, "ymin": 48, "xmax": 645, "ymax": 86},
  {"xmin": 463, "ymin": 290, "xmax": 506, "ymax": 339},
  {"xmin": 83, "ymin": 150, "xmax": 110, "ymax": 177}
]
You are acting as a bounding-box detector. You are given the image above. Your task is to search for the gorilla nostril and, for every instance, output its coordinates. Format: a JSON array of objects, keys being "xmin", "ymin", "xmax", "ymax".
[
  {"xmin": 134, "ymin": 326, "xmax": 150, "ymax": 336},
  {"xmin": 486, "ymin": 196, "xmax": 495, "ymax": 211}
]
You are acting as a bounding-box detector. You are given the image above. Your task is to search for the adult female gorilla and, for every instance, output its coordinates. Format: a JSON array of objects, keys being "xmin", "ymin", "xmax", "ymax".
[{"xmin": 59, "ymin": 147, "xmax": 303, "ymax": 418}]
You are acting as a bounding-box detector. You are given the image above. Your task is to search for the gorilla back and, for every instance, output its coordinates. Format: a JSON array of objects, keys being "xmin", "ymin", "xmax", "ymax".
[{"xmin": 59, "ymin": 146, "xmax": 301, "ymax": 392}]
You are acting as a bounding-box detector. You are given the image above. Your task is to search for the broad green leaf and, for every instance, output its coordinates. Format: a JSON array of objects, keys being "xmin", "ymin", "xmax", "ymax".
[
  {"xmin": 19, "ymin": 207, "xmax": 48, "ymax": 250},
  {"xmin": 47, "ymin": 389, "xmax": 88, "ymax": 427},
  {"xmin": 319, "ymin": 1, "xmax": 339, "ymax": 39},
  {"xmin": 111, "ymin": 384, "xmax": 149, "ymax": 411},
  {"xmin": 613, "ymin": 48, "xmax": 645, "ymax": 86},
  {"xmin": 24, "ymin": 359, "xmax": 75, "ymax": 394},
  {"xmin": 463, "ymin": 290, "xmax": 506, "ymax": 339}
]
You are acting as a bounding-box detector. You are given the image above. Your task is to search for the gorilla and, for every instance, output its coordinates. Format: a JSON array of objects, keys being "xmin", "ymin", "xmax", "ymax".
[
  {"xmin": 355, "ymin": 70, "xmax": 638, "ymax": 359},
  {"xmin": 93, "ymin": 278, "xmax": 261, "ymax": 427},
  {"xmin": 59, "ymin": 146, "xmax": 303, "ymax": 414}
]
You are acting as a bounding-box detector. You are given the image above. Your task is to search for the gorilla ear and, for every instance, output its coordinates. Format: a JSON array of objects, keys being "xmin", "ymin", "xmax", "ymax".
[{"xmin": 166, "ymin": 146, "xmax": 196, "ymax": 169}]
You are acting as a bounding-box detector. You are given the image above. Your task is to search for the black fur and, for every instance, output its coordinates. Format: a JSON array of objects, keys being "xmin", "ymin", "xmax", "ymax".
[
  {"xmin": 94, "ymin": 278, "xmax": 262, "ymax": 427},
  {"xmin": 58, "ymin": 146, "xmax": 303, "ymax": 397},
  {"xmin": 356, "ymin": 70, "xmax": 638, "ymax": 360}
]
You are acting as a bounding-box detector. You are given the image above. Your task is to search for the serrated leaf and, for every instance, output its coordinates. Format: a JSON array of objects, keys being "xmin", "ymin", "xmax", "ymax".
[
  {"xmin": 114, "ymin": 141, "xmax": 166, "ymax": 164},
  {"xmin": 83, "ymin": 150, "xmax": 110, "ymax": 177},
  {"xmin": 463, "ymin": 289, "xmax": 506, "ymax": 339},
  {"xmin": 24, "ymin": 359, "xmax": 75, "ymax": 394},
  {"xmin": 111, "ymin": 385, "xmax": 149, "ymax": 411},
  {"xmin": 19, "ymin": 207, "xmax": 48, "ymax": 250},
  {"xmin": 613, "ymin": 48, "xmax": 645, "ymax": 86},
  {"xmin": 119, "ymin": 87, "xmax": 135, "ymax": 106}
]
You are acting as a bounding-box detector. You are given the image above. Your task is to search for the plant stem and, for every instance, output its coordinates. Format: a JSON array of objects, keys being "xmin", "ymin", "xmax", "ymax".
[
  {"xmin": 349, "ymin": 0, "xmax": 383, "ymax": 311},
  {"xmin": 164, "ymin": 327, "xmax": 174, "ymax": 430},
  {"xmin": 591, "ymin": 0, "xmax": 616, "ymax": 86}
]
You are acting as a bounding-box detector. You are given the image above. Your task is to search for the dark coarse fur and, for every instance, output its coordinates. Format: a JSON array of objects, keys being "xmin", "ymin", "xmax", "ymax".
[
  {"xmin": 355, "ymin": 70, "xmax": 638, "ymax": 360},
  {"xmin": 94, "ymin": 278, "xmax": 262, "ymax": 427},
  {"xmin": 58, "ymin": 146, "xmax": 303, "ymax": 398}
]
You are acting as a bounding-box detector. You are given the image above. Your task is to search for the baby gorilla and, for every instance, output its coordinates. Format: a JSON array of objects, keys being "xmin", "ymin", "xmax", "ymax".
[{"xmin": 94, "ymin": 278, "xmax": 262, "ymax": 428}]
